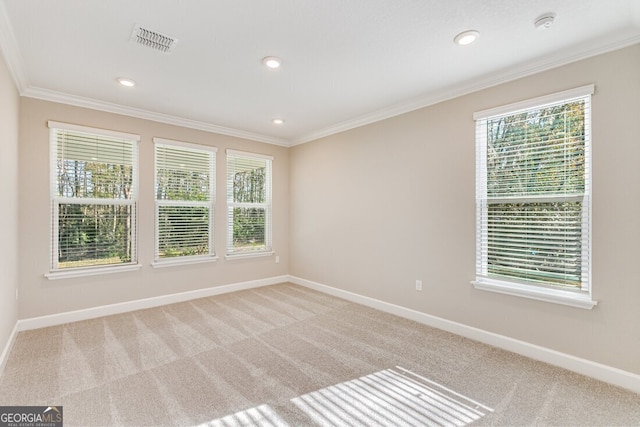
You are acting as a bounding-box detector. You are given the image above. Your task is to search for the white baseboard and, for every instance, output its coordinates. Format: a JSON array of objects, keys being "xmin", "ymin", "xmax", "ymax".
[
  {"xmin": 288, "ymin": 275, "xmax": 640, "ymax": 394},
  {"xmin": 0, "ymin": 321, "xmax": 19, "ymax": 379},
  {"xmin": 17, "ymin": 275, "xmax": 289, "ymax": 332}
]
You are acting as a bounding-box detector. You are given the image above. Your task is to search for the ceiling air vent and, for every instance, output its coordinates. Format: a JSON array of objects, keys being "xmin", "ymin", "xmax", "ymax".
[{"xmin": 130, "ymin": 24, "xmax": 178, "ymax": 53}]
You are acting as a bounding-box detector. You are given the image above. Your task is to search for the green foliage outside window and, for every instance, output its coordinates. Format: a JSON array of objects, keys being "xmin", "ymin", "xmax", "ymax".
[
  {"xmin": 56, "ymin": 160, "xmax": 134, "ymax": 268},
  {"xmin": 157, "ymin": 206, "xmax": 209, "ymax": 257},
  {"xmin": 155, "ymin": 149, "xmax": 212, "ymax": 258},
  {"xmin": 233, "ymin": 167, "xmax": 266, "ymax": 249},
  {"xmin": 487, "ymin": 101, "xmax": 585, "ymax": 197},
  {"xmin": 485, "ymin": 101, "xmax": 586, "ymax": 287}
]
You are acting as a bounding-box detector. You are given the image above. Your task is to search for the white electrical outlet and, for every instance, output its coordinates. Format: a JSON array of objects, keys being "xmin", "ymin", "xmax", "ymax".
[
  {"xmin": 415, "ymin": 280, "xmax": 423, "ymax": 291},
  {"xmin": 275, "ymin": 255, "xmax": 280, "ymax": 264}
]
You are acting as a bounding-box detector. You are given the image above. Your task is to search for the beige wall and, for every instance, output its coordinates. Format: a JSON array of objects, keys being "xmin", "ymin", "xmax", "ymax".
[
  {"xmin": 18, "ymin": 98, "xmax": 289, "ymax": 318},
  {"xmin": 12, "ymin": 43, "xmax": 640, "ymax": 376},
  {"xmin": 0, "ymin": 49, "xmax": 19, "ymax": 357},
  {"xmin": 290, "ymin": 45, "xmax": 640, "ymax": 375}
]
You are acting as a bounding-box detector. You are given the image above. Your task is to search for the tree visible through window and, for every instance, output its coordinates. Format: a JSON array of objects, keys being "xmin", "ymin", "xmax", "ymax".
[
  {"xmin": 474, "ymin": 86, "xmax": 593, "ymax": 300},
  {"xmin": 49, "ymin": 122, "xmax": 138, "ymax": 270},
  {"xmin": 154, "ymin": 139, "xmax": 216, "ymax": 261},
  {"xmin": 226, "ymin": 150, "xmax": 272, "ymax": 255}
]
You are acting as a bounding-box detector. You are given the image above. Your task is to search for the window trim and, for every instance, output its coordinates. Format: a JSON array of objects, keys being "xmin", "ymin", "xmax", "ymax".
[
  {"xmin": 153, "ymin": 137, "xmax": 217, "ymax": 267},
  {"xmin": 472, "ymin": 86, "xmax": 597, "ymax": 309},
  {"xmin": 472, "ymin": 85, "xmax": 595, "ymax": 121},
  {"xmin": 47, "ymin": 121, "xmax": 140, "ymax": 278},
  {"xmin": 151, "ymin": 255, "xmax": 218, "ymax": 268},
  {"xmin": 471, "ymin": 277, "xmax": 597, "ymax": 309},
  {"xmin": 225, "ymin": 251, "xmax": 274, "ymax": 261},
  {"xmin": 225, "ymin": 149, "xmax": 273, "ymax": 258},
  {"xmin": 45, "ymin": 263, "xmax": 142, "ymax": 280},
  {"xmin": 48, "ymin": 121, "xmax": 140, "ymax": 142}
]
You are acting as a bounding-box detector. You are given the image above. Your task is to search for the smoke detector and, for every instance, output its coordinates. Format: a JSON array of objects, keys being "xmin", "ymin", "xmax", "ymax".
[
  {"xmin": 534, "ymin": 14, "xmax": 556, "ymax": 30},
  {"xmin": 130, "ymin": 24, "xmax": 178, "ymax": 53}
]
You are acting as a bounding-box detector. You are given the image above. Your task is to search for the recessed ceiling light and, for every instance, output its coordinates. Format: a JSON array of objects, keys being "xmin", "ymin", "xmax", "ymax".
[
  {"xmin": 117, "ymin": 77, "xmax": 136, "ymax": 87},
  {"xmin": 262, "ymin": 56, "xmax": 282, "ymax": 69},
  {"xmin": 534, "ymin": 14, "xmax": 556, "ymax": 30},
  {"xmin": 454, "ymin": 30, "xmax": 479, "ymax": 46},
  {"xmin": 272, "ymin": 118, "xmax": 285, "ymax": 125}
]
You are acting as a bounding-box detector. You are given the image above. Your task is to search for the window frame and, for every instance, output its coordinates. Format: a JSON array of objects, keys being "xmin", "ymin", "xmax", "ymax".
[
  {"xmin": 472, "ymin": 85, "xmax": 597, "ymax": 309},
  {"xmin": 152, "ymin": 138, "xmax": 218, "ymax": 267},
  {"xmin": 225, "ymin": 149, "xmax": 273, "ymax": 259},
  {"xmin": 46, "ymin": 121, "xmax": 141, "ymax": 280}
]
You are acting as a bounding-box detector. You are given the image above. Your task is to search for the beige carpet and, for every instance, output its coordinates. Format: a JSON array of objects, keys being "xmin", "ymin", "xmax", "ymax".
[{"xmin": 0, "ymin": 283, "xmax": 639, "ymax": 426}]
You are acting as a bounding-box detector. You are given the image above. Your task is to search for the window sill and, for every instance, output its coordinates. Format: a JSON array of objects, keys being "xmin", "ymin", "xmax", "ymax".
[
  {"xmin": 152, "ymin": 256, "xmax": 218, "ymax": 268},
  {"xmin": 45, "ymin": 263, "xmax": 143, "ymax": 280},
  {"xmin": 225, "ymin": 251, "xmax": 274, "ymax": 261},
  {"xmin": 471, "ymin": 279, "xmax": 598, "ymax": 310}
]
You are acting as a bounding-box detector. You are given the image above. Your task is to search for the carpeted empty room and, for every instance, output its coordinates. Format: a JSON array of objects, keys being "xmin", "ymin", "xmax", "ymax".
[
  {"xmin": 3, "ymin": 2, "xmax": 640, "ymax": 426},
  {"xmin": 1, "ymin": 283, "xmax": 639, "ymax": 426}
]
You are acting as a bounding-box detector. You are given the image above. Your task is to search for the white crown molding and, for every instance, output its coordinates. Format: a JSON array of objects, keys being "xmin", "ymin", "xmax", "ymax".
[
  {"xmin": 0, "ymin": 3, "xmax": 288, "ymax": 147},
  {"xmin": 2, "ymin": 0, "xmax": 639, "ymax": 148},
  {"xmin": 21, "ymin": 86, "xmax": 290, "ymax": 147},
  {"xmin": 0, "ymin": 6, "xmax": 290, "ymax": 147},
  {"xmin": 291, "ymin": 35, "xmax": 640, "ymax": 146}
]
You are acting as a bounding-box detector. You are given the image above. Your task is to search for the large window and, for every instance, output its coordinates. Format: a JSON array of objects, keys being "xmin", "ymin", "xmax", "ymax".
[
  {"xmin": 226, "ymin": 149, "xmax": 272, "ymax": 256},
  {"xmin": 48, "ymin": 122, "xmax": 139, "ymax": 274},
  {"xmin": 473, "ymin": 86, "xmax": 596, "ymax": 308},
  {"xmin": 154, "ymin": 138, "xmax": 216, "ymax": 264}
]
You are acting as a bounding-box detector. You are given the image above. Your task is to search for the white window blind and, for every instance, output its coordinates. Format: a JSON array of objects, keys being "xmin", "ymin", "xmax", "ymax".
[
  {"xmin": 154, "ymin": 138, "xmax": 216, "ymax": 262},
  {"xmin": 49, "ymin": 121, "xmax": 139, "ymax": 271},
  {"xmin": 474, "ymin": 86, "xmax": 593, "ymax": 304},
  {"xmin": 226, "ymin": 149, "xmax": 272, "ymax": 256}
]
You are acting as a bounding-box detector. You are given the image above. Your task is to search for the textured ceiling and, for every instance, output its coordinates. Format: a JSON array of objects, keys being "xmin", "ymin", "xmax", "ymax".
[{"xmin": 1, "ymin": 0, "xmax": 639, "ymax": 146}]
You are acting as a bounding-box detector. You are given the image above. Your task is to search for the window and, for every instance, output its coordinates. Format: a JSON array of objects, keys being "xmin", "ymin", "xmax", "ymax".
[
  {"xmin": 48, "ymin": 122, "xmax": 139, "ymax": 275},
  {"xmin": 473, "ymin": 85, "xmax": 596, "ymax": 309},
  {"xmin": 226, "ymin": 149, "xmax": 273, "ymax": 256},
  {"xmin": 154, "ymin": 138, "xmax": 216, "ymax": 265}
]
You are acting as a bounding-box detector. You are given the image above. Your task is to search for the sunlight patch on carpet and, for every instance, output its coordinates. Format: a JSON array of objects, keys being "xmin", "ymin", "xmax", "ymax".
[
  {"xmin": 291, "ymin": 366, "xmax": 492, "ymax": 426},
  {"xmin": 195, "ymin": 404, "xmax": 288, "ymax": 427},
  {"xmin": 197, "ymin": 366, "xmax": 492, "ymax": 426}
]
